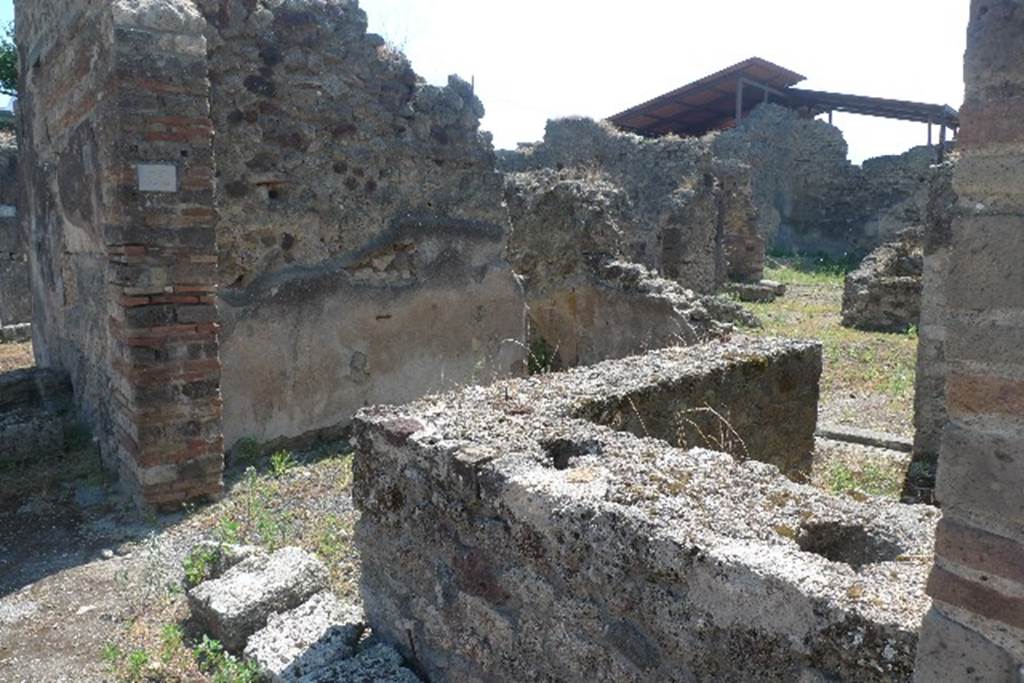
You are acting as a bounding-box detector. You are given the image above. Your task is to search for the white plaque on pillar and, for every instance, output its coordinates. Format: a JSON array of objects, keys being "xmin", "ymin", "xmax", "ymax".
[{"xmin": 136, "ymin": 163, "xmax": 178, "ymax": 193}]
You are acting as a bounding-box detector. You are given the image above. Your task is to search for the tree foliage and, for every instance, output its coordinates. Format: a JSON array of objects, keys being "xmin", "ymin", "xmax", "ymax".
[{"xmin": 0, "ymin": 23, "xmax": 16, "ymax": 97}]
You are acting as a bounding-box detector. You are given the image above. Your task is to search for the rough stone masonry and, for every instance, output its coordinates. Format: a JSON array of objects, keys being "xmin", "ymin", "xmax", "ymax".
[
  {"xmin": 15, "ymin": 0, "xmax": 530, "ymax": 508},
  {"xmin": 353, "ymin": 337, "xmax": 939, "ymax": 682},
  {"xmin": 0, "ymin": 133, "xmax": 27, "ymax": 329},
  {"xmin": 18, "ymin": 0, "xmax": 763, "ymax": 508},
  {"xmin": 912, "ymin": 1, "xmax": 1024, "ymax": 678}
]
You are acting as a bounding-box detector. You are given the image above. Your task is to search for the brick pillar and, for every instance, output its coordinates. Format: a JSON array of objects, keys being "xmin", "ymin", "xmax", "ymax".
[
  {"xmin": 913, "ymin": 1, "xmax": 1024, "ymax": 679},
  {"xmin": 106, "ymin": 10, "xmax": 224, "ymax": 510}
]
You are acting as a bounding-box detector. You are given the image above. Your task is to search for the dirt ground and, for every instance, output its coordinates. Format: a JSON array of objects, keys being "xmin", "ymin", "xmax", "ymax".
[
  {"xmin": 0, "ymin": 343, "xmax": 33, "ymax": 373},
  {"xmin": 0, "ymin": 444, "xmax": 357, "ymax": 683},
  {"xmin": 745, "ymin": 259, "xmax": 918, "ymax": 438}
]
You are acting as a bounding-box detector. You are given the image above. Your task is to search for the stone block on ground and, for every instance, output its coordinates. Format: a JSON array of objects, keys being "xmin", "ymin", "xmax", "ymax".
[
  {"xmin": 245, "ymin": 591, "xmax": 365, "ymax": 682},
  {"xmin": 841, "ymin": 230, "xmax": 923, "ymax": 333},
  {"xmin": 187, "ymin": 547, "xmax": 329, "ymax": 653},
  {"xmin": 296, "ymin": 642, "xmax": 421, "ymax": 683},
  {"xmin": 724, "ymin": 280, "xmax": 786, "ymax": 303}
]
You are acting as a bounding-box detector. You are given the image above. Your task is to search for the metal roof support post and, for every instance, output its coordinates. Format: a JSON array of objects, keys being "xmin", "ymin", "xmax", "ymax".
[{"xmin": 928, "ymin": 121, "xmax": 933, "ymax": 146}]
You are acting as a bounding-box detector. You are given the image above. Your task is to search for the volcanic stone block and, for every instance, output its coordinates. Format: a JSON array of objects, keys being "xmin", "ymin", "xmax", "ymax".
[
  {"xmin": 245, "ymin": 591, "xmax": 364, "ymax": 682},
  {"xmin": 304, "ymin": 643, "xmax": 421, "ymax": 683},
  {"xmin": 352, "ymin": 337, "xmax": 937, "ymax": 682},
  {"xmin": 187, "ymin": 547, "xmax": 329, "ymax": 653},
  {"xmin": 841, "ymin": 230, "xmax": 923, "ymax": 333}
]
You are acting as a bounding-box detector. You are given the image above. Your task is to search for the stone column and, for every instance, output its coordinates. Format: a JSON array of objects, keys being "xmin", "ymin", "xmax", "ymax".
[{"xmin": 913, "ymin": 1, "xmax": 1024, "ymax": 679}]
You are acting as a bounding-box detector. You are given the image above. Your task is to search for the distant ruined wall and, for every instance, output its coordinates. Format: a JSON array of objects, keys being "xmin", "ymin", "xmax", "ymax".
[
  {"xmin": 903, "ymin": 161, "xmax": 956, "ymax": 504},
  {"xmin": 196, "ymin": 0, "xmax": 526, "ymax": 447},
  {"xmin": 913, "ymin": 1, "xmax": 1024, "ymax": 678},
  {"xmin": 504, "ymin": 168, "xmax": 755, "ymax": 368},
  {"xmin": 18, "ymin": 0, "xmax": 224, "ymax": 509},
  {"xmin": 713, "ymin": 104, "xmax": 937, "ymax": 259},
  {"xmin": 0, "ymin": 136, "xmax": 28, "ymax": 327},
  {"xmin": 499, "ymin": 118, "xmax": 728, "ymax": 294}
]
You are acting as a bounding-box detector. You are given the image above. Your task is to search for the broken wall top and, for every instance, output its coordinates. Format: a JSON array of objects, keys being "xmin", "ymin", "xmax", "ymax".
[{"xmin": 199, "ymin": 0, "xmax": 507, "ymax": 290}]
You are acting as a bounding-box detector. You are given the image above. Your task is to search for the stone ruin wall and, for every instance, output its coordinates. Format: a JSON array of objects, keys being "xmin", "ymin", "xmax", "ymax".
[
  {"xmin": 0, "ymin": 136, "xmax": 28, "ymax": 329},
  {"xmin": 18, "ymin": 0, "xmax": 764, "ymax": 507},
  {"xmin": 353, "ymin": 337, "xmax": 940, "ymax": 682},
  {"xmin": 902, "ymin": 161, "xmax": 956, "ymax": 503},
  {"xmin": 913, "ymin": 1, "xmax": 1024, "ymax": 677},
  {"xmin": 712, "ymin": 104, "xmax": 938, "ymax": 260},
  {"xmin": 502, "ymin": 167, "xmax": 756, "ymax": 369},
  {"xmin": 195, "ymin": 0, "xmax": 526, "ymax": 448},
  {"xmin": 840, "ymin": 228, "xmax": 924, "ymax": 334},
  {"xmin": 498, "ymin": 118, "xmax": 738, "ymax": 294},
  {"xmin": 17, "ymin": 0, "xmax": 226, "ymax": 508}
]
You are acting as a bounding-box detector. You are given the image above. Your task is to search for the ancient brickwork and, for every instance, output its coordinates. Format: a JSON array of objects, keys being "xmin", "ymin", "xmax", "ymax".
[
  {"xmin": 499, "ymin": 118, "xmax": 728, "ymax": 293},
  {"xmin": 0, "ymin": 136, "xmax": 28, "ymax": 328},
  {"xmin": 913, "ymin": 2, "xmax": 1024, "ymax": 678},
  {"xmin": 17, "ymin": 0, "xmax": 225, "ymax": 509},
  {"xmin": 713, "ymin": 105, "xmax": 937, "ymax": 259},
  {"xmin": 196, "ymin": 0, "xmax": 526, "ymax": 447},
  {"xmin": 505, "ymin": 168, "xmax": 756, "ymax": 368},
  {"xmin": 353, "ymin": 338, "xmax": 938, "ymax": 682}
]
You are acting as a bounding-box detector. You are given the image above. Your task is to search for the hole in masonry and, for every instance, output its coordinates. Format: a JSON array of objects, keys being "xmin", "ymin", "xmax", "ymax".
[
  {"xmin": 540, "ymin": 438, "xmax": 603, "ymax": 470},
  {"xmin": 796, "ymin": 521, "xmax": 904, "ymax": 570}
]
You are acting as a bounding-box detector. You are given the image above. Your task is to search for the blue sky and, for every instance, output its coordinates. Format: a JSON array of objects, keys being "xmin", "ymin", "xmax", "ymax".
[{"xmin": 0, "ymin": 0, "xmax": 967, "ymax": 163}]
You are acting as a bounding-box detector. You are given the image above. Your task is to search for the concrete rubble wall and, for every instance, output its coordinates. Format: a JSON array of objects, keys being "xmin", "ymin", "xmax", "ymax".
[
  {"xmin": 913, "ymin": 1, "xmax": 1024, "ymax": 678},
  {"xmin": 17, "ymin": 0, "xmax": 225, "ymax": 508},
  {"xmin": 195, "ymin": 0, "xmax": 526, "ymax": 447},
  {"xmin": 713, "ymin": 104, "xmax": 937, "ymax": 259},
  {"xmin": 499, "ymin": 118, "xmax": 733, "ymax": 294},
  {"xmin": 504, "ymin": 168, "xmax": 757, "ymax": 368},
  {"xmin": 0, "ymin": 135, "xmax": 28, "ymax": 327},
  {"xmin": 353, "ymin": 338, "xmax": 939, "ymax": 683}
]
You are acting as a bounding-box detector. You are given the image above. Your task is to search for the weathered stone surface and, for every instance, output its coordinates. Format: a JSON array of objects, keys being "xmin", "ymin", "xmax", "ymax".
[
  {"xmin": 199, "ymin": 0, "xmax": 527, "ymax": 447},
  {"xmin": 905, "ymin": 160, "xmax": 957, "ymax": 503},
  {"xmin": 244, "ymin": 591, "xmax": 364, "ymax": 682},
  {"xmin": 504, "ymin": 167, "xmax": 757, "ymax": 368},
  {"xmin": 0, "ymin": 133, "xmax": 27, "ymax": 328},
  {"xmin": 841, "ymin": 229, "xmax": 923, "ymax": 333},
  {"xmin": 914, "ymin": 608, "xmax": 1018, "ymax": 683},
  {"xmin": 298, "ymin": 642, "xmax": 421, "ymax": 683},
  {"xmin": 187, "ymin": 547, "xmax": 329, "ymax": 653},
  {"xmin": 353, "ymin": 337, "xmax": 936, "ymax": 682},
  {"xmin": 724, "ymin": 280, "xmax": 786, "ymax": 303},
  {"xmin": 0, "ymin": 368, "xmax": 73, "ymax": 464},
  {"xmin": 713, "ymin": 104, "xmax": 938, "ymax": 259},
  {"xmin": 499, "ymin": 117, "xmax": 748, "ymax": 294}
]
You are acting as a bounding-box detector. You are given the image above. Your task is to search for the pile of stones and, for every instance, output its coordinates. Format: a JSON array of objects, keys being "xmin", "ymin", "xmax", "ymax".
[
  {"xmin": 841, "ymin": 229, "xmax": 923, "ymax": 333},
  {"xmin": 185, "ymin": 544, "xmax": 419, "ymax": 682}
]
